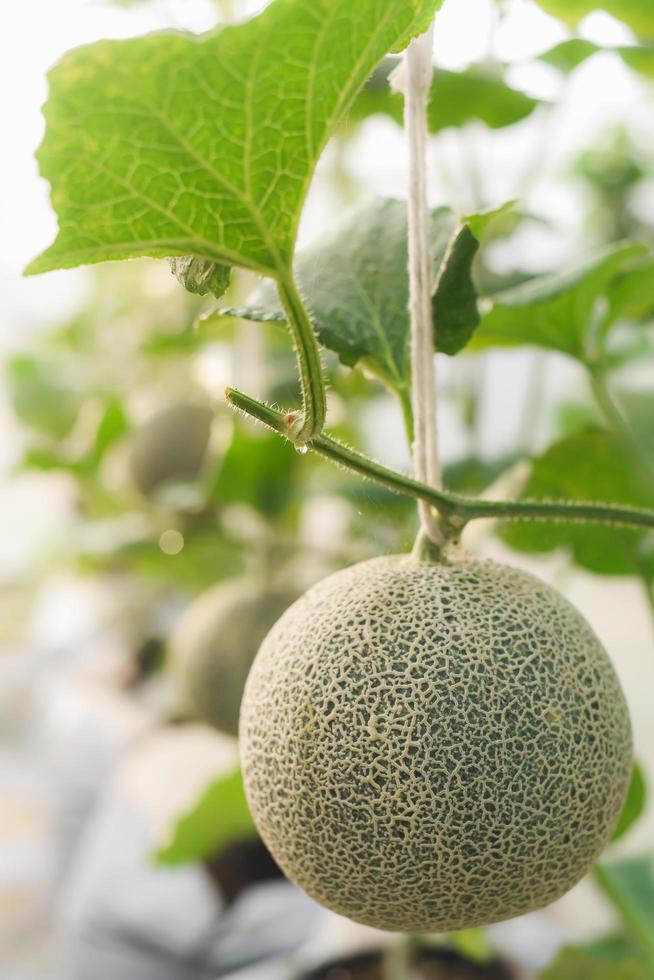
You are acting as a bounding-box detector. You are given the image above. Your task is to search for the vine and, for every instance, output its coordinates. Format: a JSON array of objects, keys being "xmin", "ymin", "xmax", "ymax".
[{"xmin": 226, "ymin": 387, "xmax": 654, "ymax": 536}]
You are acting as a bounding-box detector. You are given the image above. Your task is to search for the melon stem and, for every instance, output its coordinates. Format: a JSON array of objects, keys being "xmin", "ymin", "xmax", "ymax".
[{"xmin": 225, "ymin": 387, "xmax": 654, "ymax": 536}]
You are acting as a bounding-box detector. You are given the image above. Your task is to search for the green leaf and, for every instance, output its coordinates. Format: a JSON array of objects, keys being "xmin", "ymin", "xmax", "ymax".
[
  {"xmin": 617, "ymin": 46, "xmax": 654, "ymax": 76},
  {"xmin": 211, "ymin": 423, "xmax": 301, "ymax": 518},
  {"xmin": 617, "ymin": 390, "xmax": 654, "ymax": 461},
  {"xmin": 98, "ymin": 530, "xmax": 244, "ymax": 590},
  {"xmin": 537, "ymin": 40, "xmax": 654, "ymax": 79},
  {"xmin": 584, "ymin": 935, "xmax": 644, "ymax": 964},
  {"xmin": 170, "ymin": 256, "xmax": 231, "ymax": 298},
  {"xmin": 532, "ymin": 0, "xmax": 654, "ymax": 39},
  {"xmin": 22, "ymin": 446, "xmax": 86, "ymax": 475},
  {"xmin": 594, "ymin": 856, "xmax": 654, "ymax": 965},
  {"xmin": 156, "ymin": 767, "xmax": 255, "ymax": 866},
  {"xmin": 448, "ymin": 929, "xmax": 494, "ymax": 965},
  {"xmin": 443, "ymin": 454, "xmax": 519, "ymax": 495},
  {"xmin": 350, "ymin": 60, "xmax": 540, "ymax": 132},
  {"xmin": 221, "ymin": 198, "xmax": 486, "ymax": 404},
  {"xmin": 501, "ymin": 428, "xmax": 654, "ymax": 576},
  {"xmin": 428, "ymin": 69, "xmax": 541, "ymax": 131},
  {"xmin": 6, "ymin": 354, "xmax": 80, "ymax": 440},
  {"xmin": 539, "ymin": 948, "xmax": 649, "ymax": 980},
  {"xmin": 27, "ymin": 0, "xmax": 443, "ymax": 279},
  {"xmin": 612, "ymin": 763, "xmax": 647, "ymax": 843},
  {"xmin": 473, "ymin": 242, "xmax": 646, "ymax": 360},
  {"xmin": 537, "ymin": 39, "xmax": 602, "ymax": 73},
  {"xmin": 462, "ymin": 200, "xmax": 518, "ymax": 240},
  {"xmin": 609, "ymin": 257, "xmax": 654, "ymax": 321}
]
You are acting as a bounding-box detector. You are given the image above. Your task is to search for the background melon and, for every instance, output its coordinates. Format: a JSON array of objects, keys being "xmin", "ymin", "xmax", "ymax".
[
  {"xmin": 128, "ymin": 401, "xmax": 213, "ymax": 497},
  {"xmin": 240, "ymin": 554, "xmax": 633, "ymax": 933},
  {"xmin": 172, "ymin": 580, "xmax": 295, "ymax": 737}
]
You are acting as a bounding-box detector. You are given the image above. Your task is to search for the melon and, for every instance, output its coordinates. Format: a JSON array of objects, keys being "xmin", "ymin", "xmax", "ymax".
[
  {"xmin": 128, "ymin": 402, "xmax": 212, "ymax": 497},
  {"xmin": 172, "ymin": 580, "xmax": 295, "ymax": 737},
  {"xmin": 239, "ymin": 554, "xmax": 632, "ymax": 933}
]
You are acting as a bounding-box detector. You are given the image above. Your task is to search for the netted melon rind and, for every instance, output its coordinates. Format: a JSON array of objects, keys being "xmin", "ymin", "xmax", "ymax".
[
  {"xmin": 172, "ymin": 580, "xmax": 295, "ymax": 737},
  {"xmin": 240, "ymin": 555, "xmax": 632, "ymax": 933}
]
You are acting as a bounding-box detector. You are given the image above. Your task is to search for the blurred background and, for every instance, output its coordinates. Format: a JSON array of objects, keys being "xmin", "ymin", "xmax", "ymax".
[{"xmin": 2, "ymin": 0, "xmax": 654, "ymax": 978}]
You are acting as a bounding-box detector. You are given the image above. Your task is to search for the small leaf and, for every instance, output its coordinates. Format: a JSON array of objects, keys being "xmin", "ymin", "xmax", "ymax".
[
  {"xmin": 432, "ymin": 225, "xmax": 481, "ymax": 356},
  {"xmin": 211, "ymin": 423, "xmax": 301, "ymax": 518},
  {"xmin": 222, "ymin": 198, "xmax": 487, "ymax": 404},
  {"xmin": 537, "ymin": 39, "xmax": 601, "ymax": 74},
  {"xmin": 612, "ymin": 763, "xmax": 647, "ymax": 843},
  {"xmin": 539, "ymin": 948, "xmax": 648, "ymax": 980},
  {"xmin": 462, "ymin": 200, "xmax": 518, "ymax": 241},
  {"xmin": 532, "ymin": 0, "xmax": 654, "ymax": 40},
  {"xmin": 170, "ymin": 256, "xmax": 231, "ymax": 299},
  {"xmin": 538, "ymin": 41, "xmax": 654, "ymax": 80},
  {"xmin": 27, "ymin": 0, "xmax": 443, "ymax": 278},
  {"xmin": 583, "ymin": 934, "xmax": 644, "ymax": 964},
  {"xmin": 501, "ymin": 428, "xmax": 654, "ymax": 576},
  {"xmin": 7, "ymin": 354, "xmax": 80, "ymax": 440},
  {"xmin": 156, "ymin": 767, "xmax": 255, "ymax": 866},
  {"xmin": 609, "ymin": 257, "xmax": 654, "ymax": 322},
  {"xmin": 473, "ymin": 242, "xmax": 646, "ymax": 360},
  {"xmin": 594, "ymin": 856, "xmax": 654, "ymax": 964},
  {"xmin": 443, "ymin": 455, "xmax": 519, "ymax": 495},
  {"xmin": 619, "ymin": 46, "xmax": 654, "ymax": 77},
  {"xmin": 617, "ymin": 390, "xmax": 654, "ymax": 462},
  {"xmin": 448, "ymin": 929, "xmax": 494, "ymax": 965}
]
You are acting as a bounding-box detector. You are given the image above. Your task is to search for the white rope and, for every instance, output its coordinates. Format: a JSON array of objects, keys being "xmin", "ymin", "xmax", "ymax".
[{"xmin": 394, "ymin": 26, "xmax": 444, "ymax": 548}]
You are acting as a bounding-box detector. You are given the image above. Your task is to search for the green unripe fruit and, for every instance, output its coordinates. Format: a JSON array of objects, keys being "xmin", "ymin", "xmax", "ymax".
[
  {"xmin": 172, "ymin": 581, "xmax": 295, "ymax": 737},
  {"xmin": 240, "ymin": 554, "xmax": 632, "ymax": 933},
  {"xmin": 128, "ymin": 402, "xmax": 212, "ymax": 497}
]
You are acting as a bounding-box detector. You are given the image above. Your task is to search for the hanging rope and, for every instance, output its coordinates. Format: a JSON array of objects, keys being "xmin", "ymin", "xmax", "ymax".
[{"xmin": 394, "ymin": 27, "xmax": 444, "ymax": 548}]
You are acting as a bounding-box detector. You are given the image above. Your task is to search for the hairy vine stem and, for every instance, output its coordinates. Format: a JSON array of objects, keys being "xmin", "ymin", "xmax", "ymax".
[
  {"xmin": 398, "ymin": 26, "xmax": 445, "ymax": 548},
  {"xmin": 225, "ymin": 388, "xmax": 654, "ymax": 535},
  {"xmin": 276, "ymin": 272, "xmax": 327, "ymax": 444}
]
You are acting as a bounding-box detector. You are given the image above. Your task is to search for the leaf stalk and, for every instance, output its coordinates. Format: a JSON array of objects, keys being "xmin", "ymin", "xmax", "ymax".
[{"xmin": 275, "ymin": 272, "xmax": 327, "ymax": 444}]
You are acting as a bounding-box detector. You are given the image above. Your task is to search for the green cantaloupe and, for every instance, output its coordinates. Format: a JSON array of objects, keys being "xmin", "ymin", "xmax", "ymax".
[
  {"xmin": 240, "ymin": 554, "xmax": 632, "ymax": 933},
  {"xmin": 172, "ymin": 580, "xmax": 295, "ymax": 737},
  {"xmin": 128, "ymin": 402, "xmax": 212, "ymax": 497}
]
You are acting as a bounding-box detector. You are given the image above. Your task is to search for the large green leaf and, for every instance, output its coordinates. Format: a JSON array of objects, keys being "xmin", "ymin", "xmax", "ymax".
[
  {"xmin": 428, "ymin": 68, "xmax": 541, "ymax": 131},
  {"xmin": 220, "ymin": 198, "xmax": 487, "ymax": 404},
  {"xmin": 594, "ymin": 856, "xmax": 654, "ymax": 965},
  {"xmin": 532, "ymin": 1, "xmax": 654, "ymax": 39},
  {"xmin": 473, "ymin": 242, "xmax": 646, "ymax": 360},
  {"xmin": 612, "ymin": 763, "xmax": 647, "ymax": 843},
  {"xmin": 156, "ymin": 767, "xmax": 255, "ymax": 866},
  {"xmin": 539, "ymin": 948, "xmax": 649, "ymax": 980},
  {"xmin": 501, "ymin": 428, "xmax": 654, "ymax": 575},
  {"xmin": 350, "ymin": 60, "xmax": 539, "ymax": 132},
  {"xmin": 27, "ymin": 0, "xmax": 442, "ymax": 279}
]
